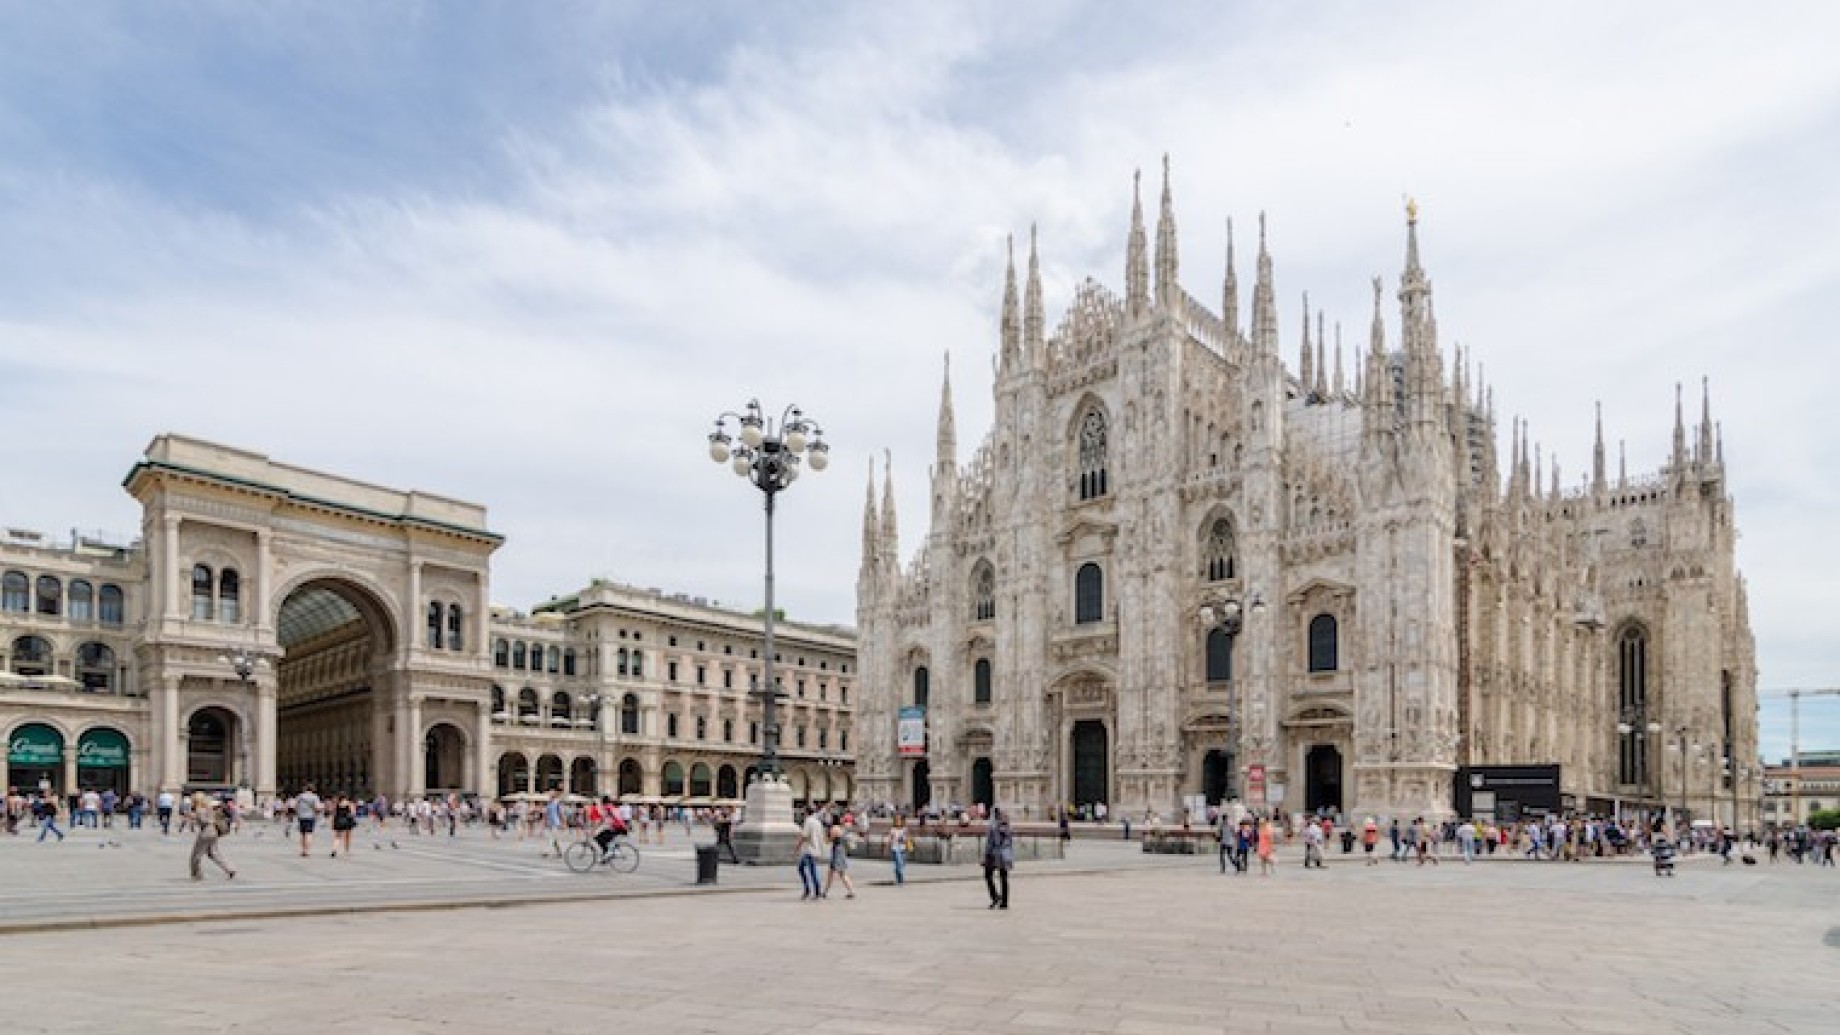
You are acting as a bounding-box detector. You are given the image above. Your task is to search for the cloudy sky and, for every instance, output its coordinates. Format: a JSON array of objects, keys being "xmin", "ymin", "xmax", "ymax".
[{"xmin": 1, "ymin": 2, "xmax": 1835, "ymax": 759}]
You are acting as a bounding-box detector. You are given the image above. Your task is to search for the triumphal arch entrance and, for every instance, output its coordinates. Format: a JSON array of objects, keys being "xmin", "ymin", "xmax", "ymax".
[{"xmin": 126, "ymin": 434, "xmax": 501, "ymax": 799}]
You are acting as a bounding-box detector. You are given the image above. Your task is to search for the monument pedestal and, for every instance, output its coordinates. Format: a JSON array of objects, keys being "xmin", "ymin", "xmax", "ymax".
[{"xmin": 732, "ymin": 774, "xmax": 801, "ymax": 865}]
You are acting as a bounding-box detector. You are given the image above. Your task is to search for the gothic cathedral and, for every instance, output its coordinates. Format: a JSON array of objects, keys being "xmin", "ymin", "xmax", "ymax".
[{"xmin": 855, "ymin": 160, "xmax": 1758, "ymax": 826}]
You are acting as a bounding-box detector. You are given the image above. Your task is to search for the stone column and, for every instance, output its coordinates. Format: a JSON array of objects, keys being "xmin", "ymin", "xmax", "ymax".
[
  {"xmin": 255, "ymin": 530, "xmax": 273, "ymax": 634},
  {"xmin": 62, "ymin": 745, "xmax": 78, "ymax": 797},
  {"xmin": 408, "ymin": 561, "xmax": 423, "ymax": 650},
  {"xmin": 255, "ymin": 679, "xmax": 277, "ymax": 797},
  {"xmin": 473, "ymin": 700, "xmax": 493, "ymax": 798},
  {"xmin": 405, "ymin": 695, "xmax": 425, "ymax": 797},
  {"xmin": 157, "ymin": 675, "xmax": 182, "ymax": 791},
  {"xmin": 163, "ymin": 514, "xmax": 181, "ymax": 620}
]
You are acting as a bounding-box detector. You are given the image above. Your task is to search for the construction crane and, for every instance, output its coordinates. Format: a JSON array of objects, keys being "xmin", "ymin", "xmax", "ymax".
[{"xmin": 1763, "ymin": 687, "xmax": 1840, "ymax": 823}]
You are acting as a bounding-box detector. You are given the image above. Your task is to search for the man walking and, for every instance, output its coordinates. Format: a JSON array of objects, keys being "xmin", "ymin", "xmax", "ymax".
[
  {"xmin": 797, "ymin": 807, "xmax": 827, "ymax": 900},
  {"xmin": 35, "ymin": 792, "xmax": 65, "ymax": 842},
  {"xmin": 294, "ymin": 784, "xmax": 322, "ymax": 857},
  {"xmin": 156, "ymin": 789, "xmax": 175, "ymax": 835}
]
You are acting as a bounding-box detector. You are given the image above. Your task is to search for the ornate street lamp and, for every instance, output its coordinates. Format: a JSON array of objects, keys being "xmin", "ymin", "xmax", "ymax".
[
  {"xmin": 708, "ymin": 399, "xmax": 829, "ymax": 863},
  {"xmin": 1616, "ymin": 712, "xmax": 1663, "ymax": 823},
  {"xmin": 217, "ymin": 647, "xmax": 268, "ymax": 792},
  {"xmin": 1199, "ymin": 591, "xmax": 1265, "ymax": 807}
]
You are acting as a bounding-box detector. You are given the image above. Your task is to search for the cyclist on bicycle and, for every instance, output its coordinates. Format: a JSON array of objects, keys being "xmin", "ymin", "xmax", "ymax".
[{"xmin": 592, "ymin": 796, "xmax": 629, "ymax": 859}]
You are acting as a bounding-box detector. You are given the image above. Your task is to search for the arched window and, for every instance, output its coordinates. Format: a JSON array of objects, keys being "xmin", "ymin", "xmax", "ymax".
[
  {"xmin": 972, "ymin": 562, "xmax": 996, "ymax": 621},
  {"xmin": 78, "ymin": 642, "xmax": 115, "ymax": 692},
  {"xmin": 1618, "ymin": 625, "xmax": 1649, "ymax": 784},
  {"xmin": 98, "ymin": 584, "xmax": 124, "ymax": 625},
  {"xmin": 490, "ymin": 685, "xmax": 506, "ymax": 718},
  {"xmin": 512, "ymin": 641, "xmax": 527, "ymax": 670},
  {"xmin": 1203, "ymin": 518, "xmax": 1236, "ymax": 581},
  {"xmin": 662, "ymin": 761, "xmax": 685, "ymax": 796},
  {"xmin": 493, "ymin": 638, "xmax": 509, "ymax": 667},
  {"xmin": 11, "ymin": 635, "xmax": 52, "ymax": 676},
  {"xmin": 617, "ymin": 648, "xmax": 629, "ymax": 675},
  {"xmin": 190, "ymin": 565, "xmax": 213, "ymax": 621},
  {"xmin": 551, "ymin": 692, "xmax": 572, "ymax": 727},
  {"xmin": 1307, "ymin": 614, "xmax": 1338, "ymax": 672},
  {"xmin": 1078, "ymin": 408, "xmax": 1109, "ymax": 500},
  {"xmin": 913, "ymin": 667, "xmax": 930, "ymax": 710},
  {"xmin": 68, "ymin": 580, "xmax": 94, "ymax": 622},
  {"xmin": 620, "ymin": 694, "xmax": 640, "ymax": 735},
  {"xmin": 1, "ymin": 571, "xmax": 27, "ymax": 612},
  {"xmin": 517, "ymin": 688, "xmax": 539, "ymax": 723},
  {"xmin": 1075, "ymin": 563, "xmax": 1104, "ymax": 624},
  {"xmin": 217, "ymin": 568, "xmax": 240, "ymax": 623},
  {"xmin": 35, "ymin": 575, "xmax": 62, "ymax": 616},
  {"xmin": 974, "ymin": 658, "xmax": 992, "ymax": 705},
  {"xmin": 546, "ymin": 646, "xmax": 560, "ymax": 673},
  {"xmin": 630, "ymin": 651, "xmax": 644, "ymax": 678},
  {"xmin": 427, "ymin": 601, "xmax": 445, "ymax": 649},
  {"xmin": 562, "ymin": 648, "xmax": 576, "ymax": 676},
  {"xmin": 447, "ymin": 604, "xmax": 464, "ymax": 652},
  {"xmin": 1205, "ymin": 627, "xmax": 1234, "ymax": 683}
]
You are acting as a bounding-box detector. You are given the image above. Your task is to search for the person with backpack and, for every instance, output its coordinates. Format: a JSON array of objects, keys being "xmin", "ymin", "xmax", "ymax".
[
  {"xmin": 35, "ymin": 792, "xmax": 65, "ymax": 842},
  {"xmin": 189, "ymin": 795, "xmax": 236, "ymax": 881}
]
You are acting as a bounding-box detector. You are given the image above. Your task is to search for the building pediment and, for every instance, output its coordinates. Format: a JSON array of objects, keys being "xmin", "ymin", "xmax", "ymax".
[{"xmin": 1287, "ymin": 576, "xmax": 1355, "ymax": 603}]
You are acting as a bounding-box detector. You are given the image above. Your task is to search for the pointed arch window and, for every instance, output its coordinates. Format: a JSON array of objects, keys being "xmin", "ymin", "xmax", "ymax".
[
  {"xmin": 974, "ymin": 658, "xmax": 992, "ymax": 705},
  {"xmin": 35, "ymin": 575, "xmax": 62, "ymax": 616},
  {"xmin": 1075, "ymin": 563, "xmax": 1105, "ymax": 624},
  {"xmin": 913, "ymin": 667, "xmax": 930, "ymax": 710},
  {"xmin": 1205, "ymin": 627, "xmax": 1234, "ymax": 683},
  {"xmin": 1078, "ymin": 409, "xmax": 1109, "ymax": 500},
  {"xmin": 1203, "ymin": 518, "xmax": 1236, "ymax": 581},
  {"xmin": 1618, "ymin": 625, "xmax": 1649, "ymax": 785},
  {"xmin": 972, "ymin": 562, "xmax": 996, "ymax": 621},
  {"xmin": 217, "ymin": 568, "xmax": 240, "ymax": 624},
  {"xmin": 1307, "ymin": 614, "xmax": 1338, "ymax": 672},
  {"xmin": 191, "ymin": 565, "xmax": 214, "ymax": 621}
]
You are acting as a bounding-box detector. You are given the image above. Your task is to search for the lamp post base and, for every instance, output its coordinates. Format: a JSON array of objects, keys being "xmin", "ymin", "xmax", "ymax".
[{"xmin": 732, "ymin": 774, "xmax": 801, "ymax": 865}]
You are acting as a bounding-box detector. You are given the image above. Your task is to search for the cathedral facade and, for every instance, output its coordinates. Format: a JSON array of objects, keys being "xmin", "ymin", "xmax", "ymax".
[{"xmin": 854, "ymin": 163, "xmax": 1759, "ymax": 827}]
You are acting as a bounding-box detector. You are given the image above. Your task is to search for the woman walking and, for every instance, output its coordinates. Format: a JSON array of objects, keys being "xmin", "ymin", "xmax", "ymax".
[
  {"xmin": 1257, "ymin": 817, "xmax": 1275, "ymax": 876},
  {"xmin": 983, "ymin": 808, "xmax": 1014, "ymax": 908},
  {"xmin": 189, "ymin": 797, "xmax": 235, "ymax": 881},
  {"xmin": 330, "ymin": 794, "xmax": 357, "ymax": 858},
  {"xmin": 823, "ymin": 820, "xmax": 857, "ymax": 899},
  {"xmin": 890, "ymin": 813, "xmax": 910, "ymax": 886}
]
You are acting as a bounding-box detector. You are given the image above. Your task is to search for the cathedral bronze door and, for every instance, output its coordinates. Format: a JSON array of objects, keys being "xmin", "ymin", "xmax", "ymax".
[
  {"xmin": 911, "ymin": 758, "xmax": 931, "ymax": 812},
  {"xmin": 1305, "ymin": 744, "xmax": 1343, "ymax": 814},
  {"xmin": 1202, "ymin": 749, "xmax": 1234, "ymax": 804},
  {"xmin": 1071, "ymin": 720, "xmax": 1107, "ymax": 808},
  {"xmin": 971, "ymin": 757, "xmax": 994, "ymax": 809}
]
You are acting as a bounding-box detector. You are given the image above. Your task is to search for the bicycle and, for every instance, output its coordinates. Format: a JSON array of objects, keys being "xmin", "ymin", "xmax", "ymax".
[{"xmin": 563, "ymin": 834, "xmax": 641, "ymax": 874}]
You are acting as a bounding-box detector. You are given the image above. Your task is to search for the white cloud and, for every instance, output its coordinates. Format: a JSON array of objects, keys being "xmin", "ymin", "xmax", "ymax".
[{"xmin": 2, "ymin": 1, "xmax": 1837, "ymax": 753}]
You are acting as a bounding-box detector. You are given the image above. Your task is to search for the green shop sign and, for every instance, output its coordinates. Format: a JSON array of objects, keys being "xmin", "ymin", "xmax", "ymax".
[
  {"xmin": 77, "ymin": 728, "xmax": 130, "ymax": 769},
  {"xmin": 8, "ymin": 724, "xmax": 63, "ymax": 767}
]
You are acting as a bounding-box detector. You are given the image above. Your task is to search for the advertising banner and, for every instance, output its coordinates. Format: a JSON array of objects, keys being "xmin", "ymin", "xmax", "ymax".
[
  {"xmin": 8, "ymin": 723, "xmax": 63, "ymax": 766},
  {"xmin": 897, "ymin": 707, "xmax": 926, "ymax": 757},
  {"xmin": 1246, "ymin": 763, "xmax": 1266, "ymax": 804}
]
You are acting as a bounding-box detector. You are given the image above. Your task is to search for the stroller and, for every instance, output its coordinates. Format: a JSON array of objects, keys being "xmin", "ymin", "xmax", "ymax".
[{"xmin": 1652, "ymin": 839, "xmax": 1677, "ymax": 877}]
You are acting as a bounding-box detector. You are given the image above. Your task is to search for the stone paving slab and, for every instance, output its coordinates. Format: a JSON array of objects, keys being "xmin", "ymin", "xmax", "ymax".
[{"xmin": 1, "ymin": 826, "xmax": 1833, "ymax": 1035}]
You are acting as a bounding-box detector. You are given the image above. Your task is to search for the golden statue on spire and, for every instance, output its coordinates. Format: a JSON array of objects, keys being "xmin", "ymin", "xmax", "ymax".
[{"xmin": 1405, "ymin": 195, "xmax": 1419, "ymax": 224}]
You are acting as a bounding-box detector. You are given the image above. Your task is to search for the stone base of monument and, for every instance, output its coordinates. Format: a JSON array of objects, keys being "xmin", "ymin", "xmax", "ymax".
[{"xmin": 731, "ymin": 775, "xmax": 801, "ymax": 866}]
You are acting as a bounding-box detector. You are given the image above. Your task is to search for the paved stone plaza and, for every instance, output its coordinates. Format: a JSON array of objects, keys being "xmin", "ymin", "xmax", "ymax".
[{"xmin": 1, "ymin": 823, "xmax": 1834, "ymax": 1033}]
